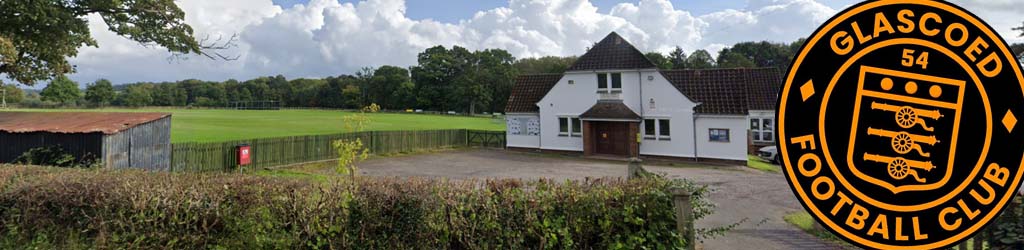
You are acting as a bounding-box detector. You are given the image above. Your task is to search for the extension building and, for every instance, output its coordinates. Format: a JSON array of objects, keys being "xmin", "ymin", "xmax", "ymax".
[{"xmin": 504, "ymin": 32, "xmax": 781, "ymax": 163}]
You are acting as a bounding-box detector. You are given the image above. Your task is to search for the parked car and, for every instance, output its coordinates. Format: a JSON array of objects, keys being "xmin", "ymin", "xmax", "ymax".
[{"xmin": 757, "ymin": 146, "xmax": 780, "ymax": 164}]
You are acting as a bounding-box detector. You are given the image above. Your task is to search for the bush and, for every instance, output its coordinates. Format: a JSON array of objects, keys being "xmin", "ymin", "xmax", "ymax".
[
  {"xmin": 13, "ymin": 146, "xmax": 99, "ymax": 168},
  {"xmin": 0, "ymin": 166, "xmax": 707, "ymax": 249},
  {"xmin": 14, "ymin": 98, "xmax": 64, "ymax": 109},
  {"xmin": 990, "ymin": 198, "xmax": 1024, "ymax": 250}
]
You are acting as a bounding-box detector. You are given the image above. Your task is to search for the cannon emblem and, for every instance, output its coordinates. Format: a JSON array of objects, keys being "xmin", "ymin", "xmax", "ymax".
[
  {"xmin": 846, "ymin": 66, "xmax": 965, "ymax": 193},
  {"xmin": 863, "ymin": 153, "xmax": 935, "ymax": 183}
]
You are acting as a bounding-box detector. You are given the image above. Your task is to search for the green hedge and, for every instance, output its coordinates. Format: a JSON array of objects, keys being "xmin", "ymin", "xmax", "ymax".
[{"xmin": 0, "ymin": 165, "xmax": 699, "ymax": 249}]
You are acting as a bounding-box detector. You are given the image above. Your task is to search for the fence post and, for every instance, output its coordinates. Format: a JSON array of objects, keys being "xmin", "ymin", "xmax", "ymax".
[
  {"xmin": 628, "ymin": 158, "xmax": 643, "ymax": 179},
  {"xmin": 671, "ymin": 187, "xmax": 695, "ymax": 250}
]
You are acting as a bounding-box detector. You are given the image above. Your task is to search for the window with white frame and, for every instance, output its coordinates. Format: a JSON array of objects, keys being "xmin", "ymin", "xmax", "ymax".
[
  {"xmin": 643, "ymin": 118, "xmax": 670, "ymax": 140},
  {"xmin": 558, "ymin": 117, "xmax": 582, "ymax": 137},
  {"xmin": 709, "ymin": 128, "xmax": 730, "ymax": 142},
  {"xmin": 751, "ymin": 118, "xmax": 774, "ymax": 142},
  {"xmin": 597, "ymin": 73, "xmax": 622, "ymax": 93}
]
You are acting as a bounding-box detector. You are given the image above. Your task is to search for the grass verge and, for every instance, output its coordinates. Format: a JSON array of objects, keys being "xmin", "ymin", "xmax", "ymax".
[
  {"xmin": 746, "ymin": 155, "xmax": 780, "ymax": 172},
  {"xmin": 784, "ymin": 211, "xmax": 852, "ymax": 247}
]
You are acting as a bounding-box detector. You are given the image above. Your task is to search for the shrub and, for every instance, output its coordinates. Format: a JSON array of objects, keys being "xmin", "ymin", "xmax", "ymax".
[
  {"xmin": 13, "ymin": 146, "xmax": 99, "ymax": 168},
  {"xmin": 0, "ymin": 165, "xmax": 706, "ymax": 249},
  {"xmin": 332, "ymin": 139, "xmax": 368, "ymax": 177},
  {"xmin": 990, "ymin": 198, "xmax": 1024, "ymax": 250}
]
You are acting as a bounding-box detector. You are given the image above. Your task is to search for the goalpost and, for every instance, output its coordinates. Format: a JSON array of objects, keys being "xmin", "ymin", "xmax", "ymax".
[{"xmin": 229, "ymin": 100, "xmax": 281, "ymax": 110}]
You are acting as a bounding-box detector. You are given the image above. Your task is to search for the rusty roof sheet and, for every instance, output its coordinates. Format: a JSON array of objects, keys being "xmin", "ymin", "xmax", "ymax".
[{"xmin": 0, "ymin": 112, "xmax": 171, "ymax": 134}]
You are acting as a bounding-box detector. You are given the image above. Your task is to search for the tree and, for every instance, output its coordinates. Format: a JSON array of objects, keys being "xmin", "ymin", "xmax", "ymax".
[
  {"xmin": 514, "ymin": 56, "xmax": 577, "ymax": 74},
  {"xmin": 341, "ymin": 85, "xmax": 362, "ymax": 108},
  {"xmin": 84, "ymin": 79, "xmax": 116, "ymax": 107},
  {"xmin": 669, "ymin": 46, "xmax": 688, "ymax": 69},
  {"xmin": 151, "ymin": 83, "xmax": 187, "ymax": 106},
  {"xmin": 236, "ymin": 88, "xmax": 253, "ymax": 103},
  {"xmin": 687, "ymin": 49, "xmax": 716, "ymax": 69},
  {"xmin": 720, "ymin": 41, "xmax": 797, "ymax": 70},
  {"xmin": 473, "ymin": 49, "xmax": 516, "ymax": 114},
  {"xmin": 1012, "ymin": 21, "xmax": 1024, "ymax": 60},
  {"xmin": 1, "ymin": 83, "xmax": 23, "ymax": 105},
  {"xmin": 317, "ymin": 75, "xmax": 357, "ymax": 108},
  {"xmin": 0, "ymin": 0, "xmax": 234, "ymax": 86},
  {"xmin": 411, "ymin": 45, "xmax": 472, "ymax": 111},
  {"xmin": 716, "ymin": 48, "xmax": 757, "ymax": 68},
  {"xmin": 289, "ymin": 78, "xmax": 325, "ymax": 107},
  {"xmin": 367, "ymin": 65, "xmax": 411, "ymax": 109},
  {"xmin": 266, "ymin": 75, "xmax": 290, "ymax": 105},
  {"xmin": 391, "ymin": 81, "xmax": 417, "ymax": 109},
  {"xmin": 119, "ymin": 84, "xmax": 153, "ymax": 107},
  {"xmin": 645, "ymin": 52, "xmax": 672, "ymax": 70},
  {"xmin": 1010, "ymin": 43, "xmax": 1024, "ymax": 60},
  {"xmin": 40, "ymin": 75, "xmax": 81, "ymax": 105}
]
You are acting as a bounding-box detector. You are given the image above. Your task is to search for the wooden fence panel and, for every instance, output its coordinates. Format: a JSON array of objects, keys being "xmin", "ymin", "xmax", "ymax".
[
  {"xmin": 170, "ymin": 129, "xmax": 485, "ymax": 172},
  {"xmin": 467, "ymin": 130, "xmax": 505, "ymax": 148}
]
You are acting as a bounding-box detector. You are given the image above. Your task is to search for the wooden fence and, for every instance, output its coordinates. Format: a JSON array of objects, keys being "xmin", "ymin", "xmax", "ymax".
[
  {"xmin": 467, "ymin": 130, "xmax": 506, "ymax": 148},
  {"xmin": 951, "ymin": 196, "xmax": 1024, "ymax": 250},
  {"xmin": 171, "ymin": 129, "xmax": 501, "ymax": 172}
]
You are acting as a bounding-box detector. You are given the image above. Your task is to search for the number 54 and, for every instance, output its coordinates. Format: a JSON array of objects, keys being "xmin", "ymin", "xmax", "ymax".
[{"xmin": 902, "ymin": 49, "xmax": 929, "ymax": 69}]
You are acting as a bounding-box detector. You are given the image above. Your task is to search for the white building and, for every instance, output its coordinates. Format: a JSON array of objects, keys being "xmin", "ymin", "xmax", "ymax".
[{"xmin": 504, "ymin": 32, "xmax": 781, "ymax": 163}]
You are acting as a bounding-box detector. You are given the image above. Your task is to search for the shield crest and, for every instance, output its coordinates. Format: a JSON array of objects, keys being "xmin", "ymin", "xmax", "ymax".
[{"xmin": 846, "ymin": 66, "xmax": 966, "ymax": 193}]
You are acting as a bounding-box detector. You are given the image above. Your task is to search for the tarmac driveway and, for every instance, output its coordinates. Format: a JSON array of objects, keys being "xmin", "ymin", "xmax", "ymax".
[{"xmin": 358, "ymin": 149, "xmax": 848, "ymax": 250}]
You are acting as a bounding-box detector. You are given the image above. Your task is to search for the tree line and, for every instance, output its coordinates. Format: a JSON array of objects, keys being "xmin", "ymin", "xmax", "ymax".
[
  {"xmin": 22, "ymin": 46, "xmax": 518, "ymax": 113},
  {"xmin": 12, "ymin": 38, "xmax": 1024, "ymax": 113},
  {"xmin": 644, "ymin": 40, "xmax": 805, "ymax": 71}
]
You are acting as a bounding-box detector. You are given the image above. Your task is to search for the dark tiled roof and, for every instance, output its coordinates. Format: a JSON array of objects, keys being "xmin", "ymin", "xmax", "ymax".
[
  {"xmin": 0, "ymin": 112, "xmax": 171, "ymax": 134},
  {"xmin": 567, "ymin": 32, "xmax": 656, "ymax": 71},
  {"xmin": 659, "ymin": 68, "xmax": 782, "ymax": 115},
  {"xmin": 505, "ymin": 74, "xmax": 562, "ymax": 113},
  {"xmin": 580, "ymin": 99, "xmax": 641, "ymax": 121},
  {"xmin": 743, "ymin": 68, "xmax": 783, "ymax": 110}
]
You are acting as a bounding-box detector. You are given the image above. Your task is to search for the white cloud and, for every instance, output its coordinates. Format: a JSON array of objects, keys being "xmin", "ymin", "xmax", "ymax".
[
  {"xmin": 58, "ymin": 0, "xmax": 1024, "ymax": 86},
  {"xmin": 67, "ymin": 0, "xmax": 281, "ymax": 85},
  {"xmin": 950, "ymin": 0, "xmax": 1024, "ymax": 44}
]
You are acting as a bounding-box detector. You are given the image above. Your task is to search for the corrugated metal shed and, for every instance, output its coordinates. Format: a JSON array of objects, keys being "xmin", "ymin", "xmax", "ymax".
[{"xmin": 0, "ymin": 112, "xmax": 172, "ymax": 170}]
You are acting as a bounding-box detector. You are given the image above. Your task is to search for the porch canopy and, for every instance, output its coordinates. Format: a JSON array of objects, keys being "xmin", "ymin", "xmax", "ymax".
[{"xmin": 579, "ymin": 99, "xmax": 641, "ymax": 122}]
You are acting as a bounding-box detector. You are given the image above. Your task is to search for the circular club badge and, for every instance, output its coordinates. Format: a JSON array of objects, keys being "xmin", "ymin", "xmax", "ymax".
[{"xmin": 778, "ymin": 1, "xmax": 1024, "ymax": 249}]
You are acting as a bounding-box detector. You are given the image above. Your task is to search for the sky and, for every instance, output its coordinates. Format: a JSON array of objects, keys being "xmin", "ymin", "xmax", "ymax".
[{"xmin": 41, "ymin": 0, "xmax": 1024, "ymax": 87}]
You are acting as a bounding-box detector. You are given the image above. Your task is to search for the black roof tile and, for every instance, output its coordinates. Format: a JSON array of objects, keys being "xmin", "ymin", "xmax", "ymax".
[
  {"xmin": 579, "ymin": 99, "xmax": 641, "ymax": 121},
  {"xmin": 566, "ymin": 32, "xmax": 656, "ymax": 71},
  {"xmin": 504, "ymin": 74, "xmax": 562, "ymax": 113},
  {"xmin": 659, "ymin": 68, "xmax": 782, "ymax": 115}
]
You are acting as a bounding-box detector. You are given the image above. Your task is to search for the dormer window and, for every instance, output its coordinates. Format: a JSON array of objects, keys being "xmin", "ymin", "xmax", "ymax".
[{"xmin": 597, "ymin": 73, "xmax": 622, "ymax": 93}]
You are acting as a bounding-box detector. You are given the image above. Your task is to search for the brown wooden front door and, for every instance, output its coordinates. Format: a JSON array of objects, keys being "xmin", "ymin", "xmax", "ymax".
[{"xmin": 594, "ymin": 122, "xmax": 629, "ymax": 156}]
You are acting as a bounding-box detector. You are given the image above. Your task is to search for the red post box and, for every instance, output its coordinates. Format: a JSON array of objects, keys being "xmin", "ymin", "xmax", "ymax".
[{"xmin": 237, "ymin": 144, "xmax": 251, "ymax": 166}]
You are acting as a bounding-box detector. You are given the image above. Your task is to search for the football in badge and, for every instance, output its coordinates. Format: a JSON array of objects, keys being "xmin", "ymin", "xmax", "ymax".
[{"xmin": 777, "ymin": 1, "xmax": 1024, "ymax": 249}]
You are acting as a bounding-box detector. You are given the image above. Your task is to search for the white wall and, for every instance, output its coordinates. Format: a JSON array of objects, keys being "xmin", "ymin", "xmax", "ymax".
[
  {"xmin": 505, "ymin": 114, "xmax": 541, "ymax": 148},
  {"xmin": 519, "ymin": 69, "xmax": 748, "ymax": 161},
  {"xmin": 638, "ymin": 71, "xmax": 698, "ymax": 158},
  {"xmin": 749, "ymin": 110, "xmax": 774, "ymax": 120},
  {"xmin": 538, "ymin": 71, "xmax": 646, "ymax": 151},
  {"xmin": 695, "ymin": 115, "xmax": 748, "ymax": 161}
]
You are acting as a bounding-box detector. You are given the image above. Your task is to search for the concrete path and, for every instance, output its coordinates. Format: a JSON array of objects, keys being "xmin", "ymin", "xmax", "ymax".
[{"xmin": 358, "ymin": 149, "xmax": 850, "ymax": 250}]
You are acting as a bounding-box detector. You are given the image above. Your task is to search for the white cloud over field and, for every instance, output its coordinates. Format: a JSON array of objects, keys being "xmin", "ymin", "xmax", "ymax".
[{"xmin": 62, "ymin": 0, "xmax": 1024, "ymax": 85}]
